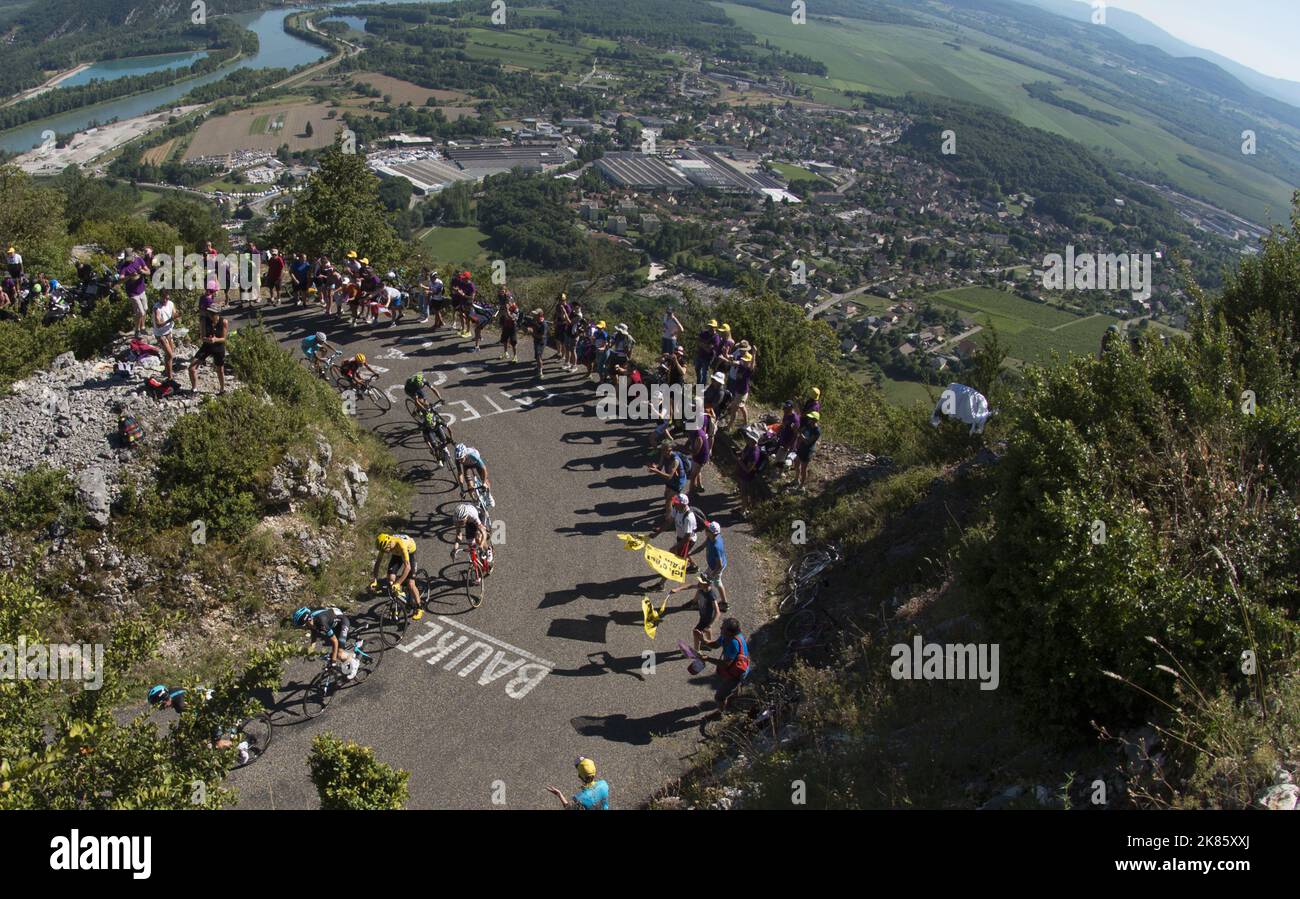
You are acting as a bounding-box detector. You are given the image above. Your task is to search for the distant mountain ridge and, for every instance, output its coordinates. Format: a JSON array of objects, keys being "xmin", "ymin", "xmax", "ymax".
[{"xmin": 1019, "ymin": 0, "xmax": 1300, "ymax": 109}]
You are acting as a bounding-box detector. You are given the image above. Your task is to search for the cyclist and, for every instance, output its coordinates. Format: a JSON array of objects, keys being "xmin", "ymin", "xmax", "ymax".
[
  {"xmin": 370, "ymin": 533, "xmax": 424, "ymax": 621},
  {"xmin": 451, "ymin": 503, "xmax": 493, "ymax": 583},
  {"xmin": 292, "ymin": 606, "xmax": 359, "ymax": 678},
  {"xmin": 454, "ymin": 443, "xmax": 494, "ymax": 508},
  {"xmin": 301, "ymin": 331, "xmax": 339, "ymax": 376},
  {"xmin": 147, "ymin": 684, "xmax": 248, "ymax": 762},
  {"xmin": 338, "ymin": 352, "xmax": 377, "ymax": 392},
  {"xmin": 418, "ymin": 410, "xmax": 452, "ymax": 467},
  {"xmin": 404, "ymin": 371, "xmax": 445, "ymax": 414}
]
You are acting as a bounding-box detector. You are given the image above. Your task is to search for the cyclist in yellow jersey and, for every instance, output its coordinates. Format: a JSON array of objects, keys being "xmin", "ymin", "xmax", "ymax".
[{"xmin": 370, "ymin": 533, "xmax": 423, "ymax": 620}]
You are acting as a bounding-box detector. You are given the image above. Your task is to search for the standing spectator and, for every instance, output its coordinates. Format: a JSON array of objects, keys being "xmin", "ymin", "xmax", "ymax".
[
  {"xmin": 694, "ymin": 319, "xmax": 720, "ymax": 385},
  {"xmin": 117, "ymin": 249, "xmax": 150, "ymax": 338},
  {"xmin": 344, "ymin": 250, "xmax": 361, "ymax": 280},
  {"xmin": 314, "ymin": 255, "xmax": 337, "ymax": 312},
  {"xmin": 289, "ymin": 252, "xmax": 312, "ymax": 306},
  {"xmin": 802, "ymin": 386, "xmax": 821, "ymax": 416},
  {"xmin": 5, "ymin": 246, "xmax": 22, "ymax": 281},
  {"xmin": 703, "ymin": 371, "xmax": 731, "ymax": 442},
  {"xmin": 735, "ymin": 429, "xmax": 764, "ymax": 514},
  {"xmin": 777, "ymin": 399, "xmax": 802, "ymax": 462},
  {"xmin": 427, "ymin": 268, "xmax": 446, "ymax": 329},
  {"xmin": 546, "ymin": 757, "xmax": 610, "ymax": 810},
  {"xmin": 591, "ymin": 320, "xmax": 611, "ymax": 381},
  {"xmin": 729, "ymin": 344, "xmax": 756, "ymax": 427},
  {"xmin": 497, "ymin": 287, "xmax": 519, "ymax": 362},
  {"xmin": 263, "ymin": 248, "xmax": 285, "ymax": 304},
  {"xmin": 702, "ymin": 521, "xmax": 729, "ymax": 612},
  {"xmin": 661, "ymin": 307, "xmax": 684, "ymax": 355},
  {"xmin": 528, "ymin": 308, "xmax": 549, "ymax": 380},
  {"xmin": 687, "ymin": 421, "xmax": 710, "ymax": 494},
  {"xmin": 794, "ymin": 410, "xmax": 821, "ymax": 491},
  {"xmin": 650, "ymin": 493, "xmax": 699, "ymax": 572},
  {"xmin": 609, "ymin": 323, "xmax": 635, "ymax": 382},
  {"xmin": 714, "ymin": 323, "xmax": 734, "ymax": 372},
  {"xmin": 151, "ymin": 290, "xmax": 177, "ymax": 381},
  {"xmin": 189, "ymin": 299, "xmax": 228, "ymax": 395},
  {"xmin": 666, "ymin": 574, "xmax": 721, "ymax": 653},
  {"xmin": 553, "ymin": 292, "xmax": 573, "ymax": 367},
  {"xmin": 564, "ymin": 302, "xmax": 584, "ymax": 371},
  {"xmin": 701, "ymin": 618, "xmax": 751, "ymax": 711},
  {"xmin": 648, "ymin": 442, "xmax": 691, "ymax": 527}
]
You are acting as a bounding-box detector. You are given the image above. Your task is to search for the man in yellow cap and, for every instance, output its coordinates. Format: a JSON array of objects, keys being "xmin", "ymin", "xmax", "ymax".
[
  {"xmin": 803, "ymin": 386, "xmax": 821, "ymax": 416},
  {"xmin": 546, "ymin": 756, "xmax": 610, "ymax": 809},
  {"xmin": 794, "ymin": 409, "xmax": 822, "ymax": 490}
]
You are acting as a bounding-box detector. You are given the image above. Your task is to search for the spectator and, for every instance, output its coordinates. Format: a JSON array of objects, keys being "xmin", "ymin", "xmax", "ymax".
[
  {"xmin": 528, "ymin": 308, "xmax": 549, "ymax": 380},
  {"xmin": 151, "ymin": 290, "xmax": 177, "ymax": 381},
  {"xmin": 729, "ymin": 344, "xmax": 756, "ymax": 427},
  {"xmin": 189, "ymin": 299, "xmax": 228, "ymax": 395},
  {"xmin": 701, "ymin": 618, "xmax": 751, "ymax": 711},
  {"xmin": 553, "ymin": 292, "xmax": 573, "ymax": 367},
  {"xmin": 661, "ymin": 307, "xmax": 684, "ymax": 355},
  {"xmin": 703, "ymin": 371, "xmax": 732, "ymax": 442},
  {"xmin": 794, "ymin": 410, "xmax": 821, "ymax": 491},
  {"xmin": 117, "ymin": 249, "xmax": 150, "ymax": 338},
  {"xmin": 702, "ymin": 521, "xmax": 729, "ymax": 612},
  {"xmin": 694, "ymin": 319, "xmax": 720, "ymax": 385},
  {"xmin": 289, "ymin": 252, "xmax": 312, "ymax": 306},
  {"xmin": 498, "ymin": 287, "xmax": 519, "ymax": 362},
  {"xmin": 5, "ymin": 245, "xmax": 22, "ymax": 280},
  {"xmin": 264, "ymin": 248, "xmax": 285, "ymax": 304},
  {"xmin": 666, "ymin": 574, "xmax": 721, "ymax": 653},
  {"xmin": 546, "ymin": 757, "xmax": 610, "ymax": 809},
  {"xmin": 802, "ymin": 386, "xmax": 822, "ymax": 416},
  {"xmin": 687, "ymin": 422, "xmax": 710, "ymax": 494},
  {"xmin": 714, "ymin": 323, "xmax": 734, "ymax": 372},
  {"xmin": 648, "ymin": 442, "xmax": 691, "ymax": 527}
]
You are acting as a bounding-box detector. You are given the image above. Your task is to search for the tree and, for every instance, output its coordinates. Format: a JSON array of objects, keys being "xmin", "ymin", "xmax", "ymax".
[
  {"xmin": 308, "ymin": 734, "xmax": 409, "ymax": 810},
  {"xmin": 304, "ymin": 120, "xmax": 314, "ymax": 138},
  {"xmin": 269, "ymin": 143, "xmax": 404, "ymax": 265},
  {"xmin": 150, "ymin": 194, "xmax": 226, "ymax": 249},
  {"xmin": 0, "ymin": 166, "xmax": 72, "ymax": 275}
]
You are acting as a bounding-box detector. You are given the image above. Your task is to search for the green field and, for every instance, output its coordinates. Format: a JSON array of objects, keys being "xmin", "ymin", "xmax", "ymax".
[
  {"xmin": 880, "ymin": 376, "xmax": 938, "ymax": 408},
  {"xmin": 926, "ymin": 287, "xmax": 1118, "ymax": 363},
  {"xmin": 419, "ymin": 226, "xmax": 491, "ymax": 267},
  {"xmin": 714, "ymin": 2, "xmax": 1294, "ymax": 226},
  {"xmin": 769, "ymin": 161, "xmax": 831, "ymax": 186},
  {"xmin": 462, "ymin": 27, "xmax": 589, "ymax": 72}
]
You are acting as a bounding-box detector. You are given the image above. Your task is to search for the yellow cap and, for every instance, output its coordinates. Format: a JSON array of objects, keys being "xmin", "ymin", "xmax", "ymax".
[
  {"xmin": 360, "ymin": 258, "xmax": 369, "ymax": 265},
  {"xmin": 708, "ymin": 319, "xmax": 718, "ymax": 328},
  {"xmin": 812, "ymin": 387, "xmax": 821, "ymax": 397},
  {"xmin": 741, "ymin": 353, "xmax": 753, "ymax": 362},
  {"xmin": 720, "ymin": 323, "xmax": 731, "ymax": 333},
  {"xmin": 575, "ymin": 757, "xmax": 597, "ymax": 781},
  {"xmin": 347, "ymin": 251, "xmax": 358, "ymax": 258},
  {"xmin": 596, "ymin": 321, "xmax": 606, "ymax": 329}
]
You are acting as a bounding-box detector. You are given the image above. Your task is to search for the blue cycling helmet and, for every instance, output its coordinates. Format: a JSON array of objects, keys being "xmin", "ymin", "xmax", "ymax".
[
  {"xmin": 292, "ymin": 607, "xmax": 312, "ymax": 627},
  {"xmin": 454, "ymin": 443, "xmax": 467, "ymax": 460},
  {"xmin": 147, "ymin": 684, "xmax": 168, "ymax": 705}
]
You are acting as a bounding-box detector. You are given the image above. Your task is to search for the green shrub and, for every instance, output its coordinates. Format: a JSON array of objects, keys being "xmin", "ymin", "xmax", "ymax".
[
  {"xmin": 308, "ymin": 734, "xmax": 409, "ymax": 810},
  {"xmin": 0, "ymin": 467, "xmax": 80, "ymax": 535},
  {"xmin": 0, "ymin": 297, "xmax": 129, "ymax": 390},
  {"xmin": 227, "ymin": 323, "xmax": 348, "ymax": 429},
  {"xmin": 154, "ymin": 391, "xmax": 302, "ymax": 538}
]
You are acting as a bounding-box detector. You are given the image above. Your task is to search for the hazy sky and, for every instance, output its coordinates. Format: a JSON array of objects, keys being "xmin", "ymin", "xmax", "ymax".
[{"xmin": 1113, "ymin": 0, "xmax": 1300, "ymax": 83}]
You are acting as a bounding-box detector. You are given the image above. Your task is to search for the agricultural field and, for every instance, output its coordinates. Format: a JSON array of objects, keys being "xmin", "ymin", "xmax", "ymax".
[
  {"xmin": 183, "ymin": 101, "xmax": 342, "ymax": 159},
  {"xmin": 715, "ymin": 2, "xmax": 1295, "ymax": 226},
  {"xmin": 139, "ymin": 138, "xmax": 177, "ymax": 166},
  {"xmin": 461, "ymin": 26, "xmax": 591, "ymax": 73},
  {"xmin": 347, "ymin": 72, "xmax": 473, "ymax": 107},
  {"xmin": 926, "ymin": 287, "xmax": 1119, "ymax": 363}
]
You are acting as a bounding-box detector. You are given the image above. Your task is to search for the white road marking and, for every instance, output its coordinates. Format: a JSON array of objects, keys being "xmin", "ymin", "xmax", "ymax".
[{"xmin": 397, "ymin": 617, "xmax": 554, "ymax": 699}]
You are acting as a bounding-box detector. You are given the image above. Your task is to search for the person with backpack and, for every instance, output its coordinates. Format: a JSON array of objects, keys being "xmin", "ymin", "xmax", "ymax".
[
  {"xmin": 189, "ymin": 300, "xmax": 228, "ymax": 395},
  {"xmin": 701, "ymin": 618, "xmax": 750, "ymax": 711}
]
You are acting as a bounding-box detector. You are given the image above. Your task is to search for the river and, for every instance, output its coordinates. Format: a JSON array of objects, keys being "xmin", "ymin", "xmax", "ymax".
[{"xmin": 1, "ymin": 1, "xmax": 434, "ymax": 154}]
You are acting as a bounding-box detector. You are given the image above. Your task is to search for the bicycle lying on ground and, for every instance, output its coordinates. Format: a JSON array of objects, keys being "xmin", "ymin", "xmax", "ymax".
[
  {"xmin": 776, "ymin": 542, "xmax": 841, "ymax": 614},
  {"xmin": 701, "ymin": 674, "xmax": 803, "ymax": 750},
  {"xmin": 301, "ymin": 638, "xmax": 380, "ymax": 719}
]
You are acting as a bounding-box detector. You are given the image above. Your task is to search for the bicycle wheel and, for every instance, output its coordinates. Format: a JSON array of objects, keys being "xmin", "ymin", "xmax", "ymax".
[
  {"xmin": 793, "ymin": 551, "xmax": 833, "ymax": 585},
  {"xmin": 367, "ymin": 384, "xmax": 392, "ymax": 412},
  {"xmin": 413, "ymin": 568, "xmax": 432, "ymax": 612},
  {"xmin": 378, "ymin": 597, "xmax": 407, "ymax": 648},
  {"xmin": 464, "ymin": 566, "xmax": 482, "ymax": 609},
  {"xmin": 777, "ymin": 583, "xmax": 810, "ymax": 615},
  {"xmin": 233, "ymin": 713, "xmax": 273, "ymax": 768},
  {"xmin": 302, "ymin": 669, "xmax": 334, "ymax": 719},
  {"xmin": 405, "ymin": 396, "xmax": 422, "ymax": 420},
  {"xmin": 784, "ymin": 607, "xmax": 821, "ymax": 644}
]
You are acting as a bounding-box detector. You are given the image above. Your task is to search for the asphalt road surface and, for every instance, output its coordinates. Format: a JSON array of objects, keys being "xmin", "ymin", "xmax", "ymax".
[{"xmin": 221, "ymin": 300, "xmax": 763, "ymax": 809}]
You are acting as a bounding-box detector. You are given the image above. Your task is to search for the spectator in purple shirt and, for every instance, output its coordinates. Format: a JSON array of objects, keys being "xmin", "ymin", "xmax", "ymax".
[{"xmin": 118, "ymin": 249, "xmax": 150, "ymax": 337}]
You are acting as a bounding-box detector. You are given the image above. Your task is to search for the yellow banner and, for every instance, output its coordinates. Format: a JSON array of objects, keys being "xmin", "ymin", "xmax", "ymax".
[
  {"xmin": 616, "ymin": 533, "xmax": 687, "ymax": 583},
  {"xmin": 641, "ymin": 594, "xmax": 669, "ymax": 639}
]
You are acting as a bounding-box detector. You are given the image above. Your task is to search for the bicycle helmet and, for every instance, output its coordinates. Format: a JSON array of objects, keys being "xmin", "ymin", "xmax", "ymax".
[
  {"xmin": 314, "ymin": 331, "xmax": 326, "ymax": 343},
  {"xmin": 410, "ymin": 372, "xmax": 424, "ymax": 387},
  {"xmin": 672, "ymin": 492, "xmax": 689, "ymax": 507},
  {"xmin": 355, "ymin": 353, "xmax": 366, "ymax": 364},
  {"xmin": 454, "ymin": 503, "xmax": 473, "ymax": 522},
  {"xmin": 454, "ymin": 443, "xmax": 468, "ymax": 461},
  {"xmin": 147, "ymin": 684, "xmax": 168, "ymax": 705},
  {"xmin": 292, "ymin": 607, "xmax": 312, "ymax": 627},
  {"xmin": 375, "ymin": 533, "xmax": 392, "ymax": 551},
  {"xmin": 420, "ymin": 411, "xmax": 436, "ymax": 429},
  {"xmin": 706, "ymin": 521, "xmax": 721, "ymax": 536}
]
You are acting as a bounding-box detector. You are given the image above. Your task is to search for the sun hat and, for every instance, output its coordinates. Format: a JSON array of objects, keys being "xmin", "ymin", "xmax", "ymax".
[
  {"xmin": 719, "ymin": 323, "xmax": 731, "ymax": 333},
  {"xmin": 615, "ymin": 323, "xmax": 629, "ymax": 335},
  {"xmin": 708, "ymin": 319, "xmax": 718, "ymax": 328},
  {"xmin": 596, "ymin": 320, "xmax": 606, "ymax": 330},
  {"xmin": 711, "ymin": 371, "xmax": 725, "ymax": 384}
]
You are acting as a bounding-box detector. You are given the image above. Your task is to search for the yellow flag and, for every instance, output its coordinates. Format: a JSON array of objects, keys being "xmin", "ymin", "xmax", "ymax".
[
  {"xmin": 644, "ymin": 543, "xmax": 688, "ymax": 583},
  {"xmin": 617, "ymin": 532, "xmax": 646, "ymax": 551},
  {"xmin": 642, "ymin": 594, "xmax": 669, "ymax": 639}
]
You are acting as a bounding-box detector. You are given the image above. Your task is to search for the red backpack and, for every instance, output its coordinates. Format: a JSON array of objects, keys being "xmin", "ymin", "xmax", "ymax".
[{"xmin": 720, "ymin": 634, "xmax": 750, "ymax": 680}]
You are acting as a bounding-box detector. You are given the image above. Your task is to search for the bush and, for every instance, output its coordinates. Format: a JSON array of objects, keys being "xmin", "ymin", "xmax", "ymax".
[
  {"xmin": 0, "ymin": 467, "xmax": 80, "ymax": 535},
  {"xmin": 0, "ymin": 296, "xmax": 130, "ymax": 390},
  {"xmin": 227, "ymin": 324, "xmax": 348, "ymax": 429},
  {"xmin": 154, "ymin": 391, "xmax": 301, "ymax": 538},
  {"xmin": 308, "ymin": 734, "xmax": 409, "ymax": 810}
]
